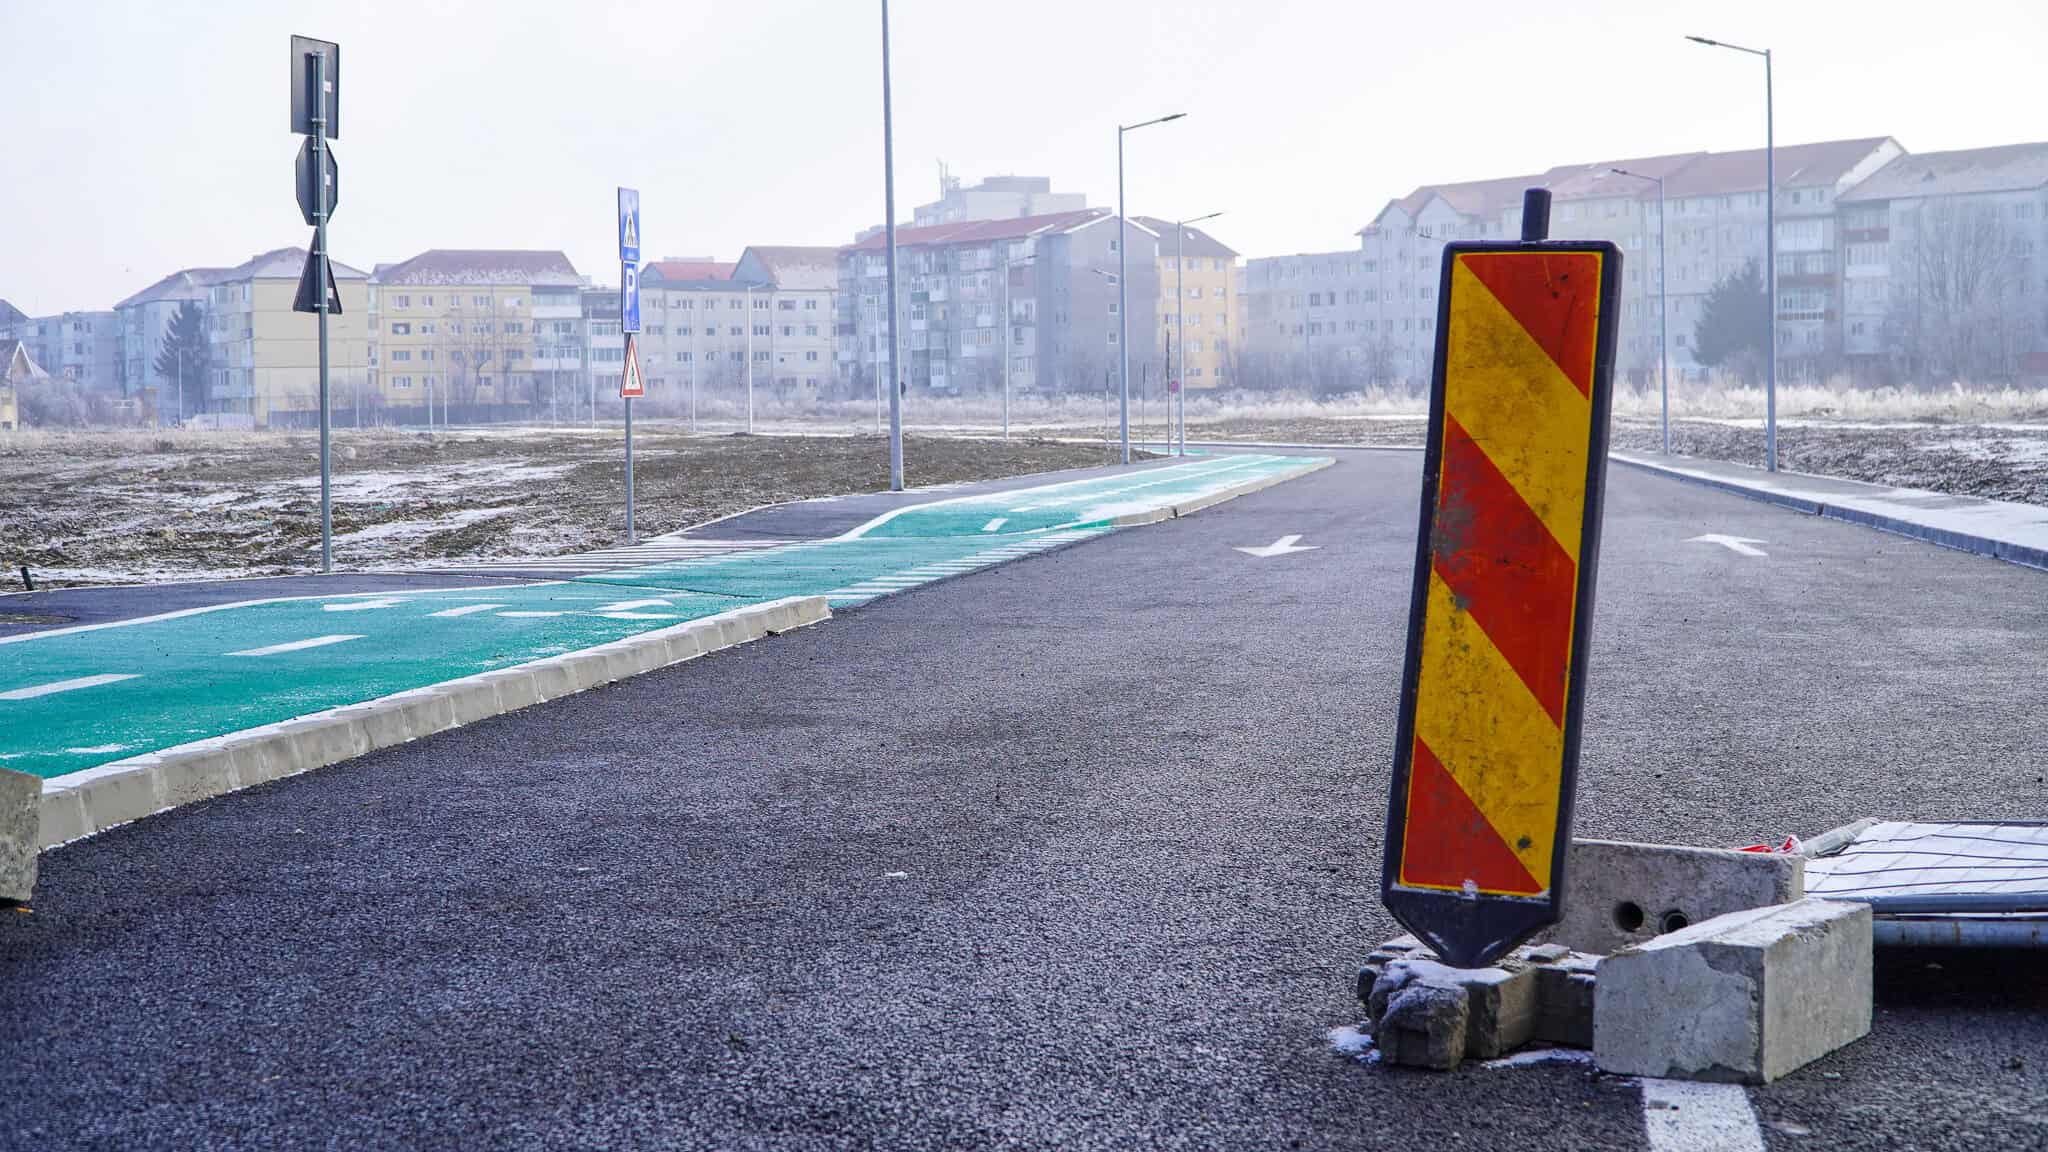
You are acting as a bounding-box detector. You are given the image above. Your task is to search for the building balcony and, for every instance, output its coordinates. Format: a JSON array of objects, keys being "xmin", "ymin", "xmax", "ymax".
[{"xmin": 531, "ymin": 304, "xmax": 581, "ymax": 320}]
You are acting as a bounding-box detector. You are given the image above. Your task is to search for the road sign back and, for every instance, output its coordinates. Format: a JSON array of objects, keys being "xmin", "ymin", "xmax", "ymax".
[
  {"xmin": 1380, "ymin": 241, "xmax": 1620, "ymax": 968},
  {"xmin": 620, "ymin": 334, "xmax": 644, "ymax": 398}
]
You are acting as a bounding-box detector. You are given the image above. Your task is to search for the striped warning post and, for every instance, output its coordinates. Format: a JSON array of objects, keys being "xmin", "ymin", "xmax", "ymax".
[{"xmin": 1382, "ymin": 243, "xmax": 1620, "ymax": 968}]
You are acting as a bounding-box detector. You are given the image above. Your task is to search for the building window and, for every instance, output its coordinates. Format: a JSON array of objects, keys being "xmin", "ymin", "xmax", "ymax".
[
  {"xmin": 781, "ymin": 325, "xmax": 794, "ymax": 337},
  {"xmin": 394, "ymin": 295, "xmax": 411, "ymax": 308},
  {"xmin": 390, "ymin": 322, "xmax": 411, "ymax": 335},
  {"xmin": 419, "ymin": 322, "xmax": 435, "ymax": 335},
  {"xmin": 804, "ymin": 299, "xmax": 818, "ymax": 310},
  {"xmin": 805, "ymin": 351, "xmax": 819, "ymax": 362},
  {"xmin": 779, "ymin": 299, "xmax": 796, "ymax": 311},
  {"xmin": 753, "ymin": 350, "xmax": 770, "ymax": 361}
]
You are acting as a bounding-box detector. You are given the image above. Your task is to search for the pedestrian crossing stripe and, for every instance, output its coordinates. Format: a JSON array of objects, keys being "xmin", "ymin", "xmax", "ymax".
[{"xmin": 1381, "ymin": 241, "xmax": 1620, "ymax": 969}]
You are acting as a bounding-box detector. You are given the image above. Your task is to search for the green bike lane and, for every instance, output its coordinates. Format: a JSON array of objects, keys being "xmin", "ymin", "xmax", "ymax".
[{"xmin": 2, "ymin": 453, "xmax": 1323, "ymax": 782}]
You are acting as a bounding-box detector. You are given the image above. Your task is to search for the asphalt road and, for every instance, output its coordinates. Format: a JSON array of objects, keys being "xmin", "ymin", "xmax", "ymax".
[{"xmin": 4, "ymin": 449, "xmax": 2045, "ymax": 1150}]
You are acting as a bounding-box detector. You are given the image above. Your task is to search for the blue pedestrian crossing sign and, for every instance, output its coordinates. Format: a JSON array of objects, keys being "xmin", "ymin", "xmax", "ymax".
[
  {"xmin": 617, "ymin": 187, "xmax": 640, "ymax": 264},
  {"xmin": 621, "ymin": 263, "xmax": 641, "ymax": 334}
]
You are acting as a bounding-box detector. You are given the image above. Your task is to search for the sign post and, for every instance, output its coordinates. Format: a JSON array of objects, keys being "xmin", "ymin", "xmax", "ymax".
[
  {"xmin": 290, "ymin": 35, "xmax": 340, "ymax": 573},
  {"xmin": 1380, "ymin": 189, "xmax": 1621, "ymax": 968},
  {"xmin": 618, "ymin": 188, "xmax": 642, "ymax": 545}
]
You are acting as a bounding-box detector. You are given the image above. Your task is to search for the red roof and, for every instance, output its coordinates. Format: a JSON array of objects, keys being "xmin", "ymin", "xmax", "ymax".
[
  {"xmin": 643, "ymin": 260, "xmax": 734, "ymax": 283},
  {"xmin": 842, "ymin": 208, "xmax": 1109, "ymax": 252}
]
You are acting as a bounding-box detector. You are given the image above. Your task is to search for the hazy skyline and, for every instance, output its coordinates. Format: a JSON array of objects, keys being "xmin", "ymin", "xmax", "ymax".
[{"xmin": 3, "ymin": 0, "xmax": 2045, "ymax": 314}]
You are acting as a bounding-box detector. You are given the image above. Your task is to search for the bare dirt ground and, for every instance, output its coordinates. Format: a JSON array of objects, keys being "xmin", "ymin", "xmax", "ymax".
[{"xmin": 0, "ymin": 426, "xmax": 1132, "ymax": 587}]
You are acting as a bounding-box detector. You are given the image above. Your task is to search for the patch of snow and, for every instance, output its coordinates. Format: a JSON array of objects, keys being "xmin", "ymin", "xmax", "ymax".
[
  {"xmin": 1484, "ymin": 1047, "xmax": 1597, "ymax": 1070},
  {"xmin": 330, "ymin": 507, "xmax": 505, "ymax": 546},
  {"xmin": 1327, "ymin": 1024, "xmax": 1378, "ymax": 1063}
]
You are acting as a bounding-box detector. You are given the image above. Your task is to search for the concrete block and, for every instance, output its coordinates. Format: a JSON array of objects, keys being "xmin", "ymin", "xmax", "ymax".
[
  {"xmin": 1550, "ymin": 838, "xmax": 1805, "ymax": 956},
  {"xmin": 627, "ymin": 637, "xmax": 668, "ymax": 675},
  {"xmin": 155, "ymin": 748, "xmax": 238, "ymax": 809},
  {"xmin": 567, "ymin": 652, "xmax": 612, "ymax": 692},
  {"xmin": 75, "ymin": 765, "xmax": 161, "ymax": 833},
  {"xmin": 353, "ymin": 700, "xmax": 417, "ymax": 749},
  {"xmin": 0, "ymin": 768, "xmax": 41, "ymax": 902},
  {"xmin": 397, "ymin": 693, "xmax": 457, "ymax": 738},
  {"xmin": 36, "ymin": 788, "xmax": 85, "ymax": 850},
  {"xmin": 1460, "ymin": 964, "xmax": 1539, "ymax": 1059},
  {"xmin": 1533, "ymin": 958, "xmax": 1599, "ymax": 1048},
  {"xmin": 528, "ymin": 661, "xmax": 578, "ymax": 701},
  {"xmin": 485, "ymin": 670, "xmax": 541, "ymax": 714},
  {"xmin": 1378, "ymin": 983, "xmax": 1469, "ymax": 1071},
  {"xmin": 662, "ymin": 629, "xmax": 705, "ymax": 664},
  {"xmin": 1595, "ymin": 898, "xmax": 1872, "ymax": 1084},
  {"xmin": 443, "ymin": 680, "xmax": 503, "ymax": 726}
]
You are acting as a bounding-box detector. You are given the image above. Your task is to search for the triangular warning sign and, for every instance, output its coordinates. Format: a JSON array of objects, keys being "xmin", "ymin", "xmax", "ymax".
[
  {"xmin": 620, "ymin": 334, "xmax": 645, "ymax": 398},
  {"xmin": 622, "ymin": 211, "xmax": 638, "ymax": 252},
  {"xmin": 293, "ymin": 238, "xmax": 343, "ymax": 314}
]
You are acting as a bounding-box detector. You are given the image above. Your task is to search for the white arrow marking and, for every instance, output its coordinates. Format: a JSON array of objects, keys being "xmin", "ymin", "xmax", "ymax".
[
  {"xmin": 0, "ymin": 673, "xmax": 139, "ymax": 701},
  {"xmin": 1234, "ymin": 534, "xmax": 1319, "ymax": 558},
  {"xmin": 323, "ymin": 597, "xmax": 406, "ymax": 612},
  {"xmin": 982, "ymin": 517, "xmax": 1008, "ymax": 532},
  {"xmin": 228, "ymin": 635, "xmax": 362, "ymax": 657},
  {"xmin": 1687, "ymin": 534, "xmax": 1769, "ymax": 557}
]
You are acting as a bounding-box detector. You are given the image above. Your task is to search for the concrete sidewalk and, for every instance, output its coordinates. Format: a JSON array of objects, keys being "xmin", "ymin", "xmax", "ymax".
[{"xmin": 1612, "ymin": 451, "xmax": 2048, "ymax": 572}]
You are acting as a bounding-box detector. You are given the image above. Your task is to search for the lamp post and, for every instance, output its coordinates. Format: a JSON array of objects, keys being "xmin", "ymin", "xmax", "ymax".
[
  {"xmin": 1002, "ymin": 250, "xmax": 1036, "ymax": 440},
  {"xmin": 880, "ymin": 0, "xmax": 904, "ymax": 489},
  {"xmin": 1172, "ymin": 211, "xmax": 1222, "ymax": 457},
  {"xmin": 1117, "ymin": 112, "xmax": 1185, "ymax": 465},
  {"xmin": 1688, "ymin": 34, "xmax": 1776, "ymax": 471},
  {"xmin": 744, "ymin": 282, "xmax": 756, "ymax": 433},
  {"xmin": 1610, "ymin": 168, "xmax": 1670, "ymax": 454}
]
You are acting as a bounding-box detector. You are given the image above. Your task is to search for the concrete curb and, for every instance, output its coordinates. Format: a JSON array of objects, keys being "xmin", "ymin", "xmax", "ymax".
[
  {"xmin": 1108, "ymin": 456, "xmax": 1335, "ymax": 528},
  {"xmin": 36, "ymin": 596, "xmax": 831, "ymax": 850},
  {"xmin": 1612, "ymin": 453, "xmax": 2048, "ymax": 573}
]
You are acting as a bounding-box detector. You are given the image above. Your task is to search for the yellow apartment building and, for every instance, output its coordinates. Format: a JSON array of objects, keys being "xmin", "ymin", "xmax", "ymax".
[
  {"xmin": 205, "ymin": 247, "xmax": 370, "ymax": 427},
  {"xmin": 1136, "ymin": 216, "xmax": 1239, "ymax": 389},
  {"xmin": 368, "ymin": 250, "xmax": 585, "ymax": 421}
]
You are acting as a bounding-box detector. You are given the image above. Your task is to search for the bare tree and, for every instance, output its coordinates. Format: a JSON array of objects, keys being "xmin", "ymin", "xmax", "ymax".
[{"xmin": 1887, "ymin": 198, "xmax": 2026, "ymax": 385}]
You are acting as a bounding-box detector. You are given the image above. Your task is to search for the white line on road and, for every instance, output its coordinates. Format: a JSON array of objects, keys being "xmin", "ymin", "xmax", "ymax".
[
  {"xmin": 321, "ymin": 597, "xmax": 407, "ymax": 612},
  {"xmin": 1687, "ymin": 534, "xmax": 1769, "ymax": 557},
  {"xmin": 597, "ymin": 611, "xmax": 678, "ymax": 621},
  {"xmin": 428, "ymin": 604, "xmax": 507, "ymax": 617},
  {"xmin": 497, "ymin": 611, "xmax": 565, "ymax": 618},
  {"xmin": 0, "ymin": 673, "xmax": 140, "ymax": 701},
  {"xmin": 595, "ymin": 598, "xmax": 672, "ymax": 612},
  {"xmin": 1641, "ymin": 1080, "xmax": 1765, "ymax": 1152},
  {"xmin": 227, "ymin": 635, "xmax": 363, "ymax": 657},
  {"xmin": 982, "ymin": 518, "xmax": 1008, "ymax": 532}
]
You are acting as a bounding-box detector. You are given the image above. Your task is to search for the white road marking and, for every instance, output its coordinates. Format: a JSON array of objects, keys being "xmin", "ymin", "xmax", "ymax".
[
  {"xmin": 982, "ymin": 518, "xmax": 1008, "ymax": 532},
  {"xmin": 595, "ymin": 598, "xmax": 672, "ymax": 612},
  {"xmin": 1641, "ymin": 1080, "xmax": 1765, "ymax": 1152},
  {"xmin": 321, "ymin": 597, "xmax": 407, "ymax": 612},
  {"xmin": 1234, "ymin": 534, "xmax": 1319, "ymax": 558},
  {"xmin": 0, "ymin": 673, "xmax": 139, "ymax": 701},
  {"xmin": 227, "ymin": 635, "xmax": 363, "ymax": 657},
  {"xmin": 497, "ymin": 611, "xmax": 565, "ymax": 618},
  {"xmin": 428, "ymin": 603, "xmax": 506, "ymax": 617},
  {"xmin": 597, "ymin": 611, "xmax": 678, "ymax": 620},
  {"xmin": 1687, "ymin": 534, "xmax": 1769, "ymax": 557}
]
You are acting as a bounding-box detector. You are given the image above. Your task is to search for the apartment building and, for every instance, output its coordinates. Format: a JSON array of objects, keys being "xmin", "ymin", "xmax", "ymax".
[
  {"xmin": 1837, "ymin": 142, "xmax": 2048, "ymax": 381},
  {"xmin": 113, "ymin": 267, "xmax": 227, "ymax": 417},
  {"xmin": 911, "ymin": 173, "xmax": 1085, "ymax": 228},
  {"xmin": 582, "ymin": 285, "xmax": 624, "ymax": 403},
  {"xmin": 1134, "ymin": 217, "xmax": 1238, "ymax": 389},
  {"xmin": 369, "ymin": 250, "xmax": 585, "ymax": 422},
  {"xmin": 205, "ymin": 247, "xmax": 370, "ymax": 427},
  {"xmin": 634, "ymin": 247, "xmax": 838, "ymax": 407},
  {"xmin": 1240, "ymin": 249, "xmax": 1385, "ymax": 390},
  {"xmin": 3, "ymin": 309, "xmax": 120, "ymax": 392},
  {"xmin": 836, "ymin": 208, "xmax": 1162, "ymax": 399}
]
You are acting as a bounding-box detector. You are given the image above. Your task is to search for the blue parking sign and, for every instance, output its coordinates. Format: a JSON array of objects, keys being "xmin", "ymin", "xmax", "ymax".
[
  {"xmin": 621, "ymin": 263, "xmax": 641, "ymax": 334},
  {"xmin": 617, "ymin": 187, "xmax": 640, "ymax": 264}
]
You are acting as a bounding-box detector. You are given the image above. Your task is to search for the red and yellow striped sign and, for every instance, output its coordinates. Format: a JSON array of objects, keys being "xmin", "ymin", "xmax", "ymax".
[{"xmin": 1382, "ymin": 243, "xmax": 1618, "ymax": 967}]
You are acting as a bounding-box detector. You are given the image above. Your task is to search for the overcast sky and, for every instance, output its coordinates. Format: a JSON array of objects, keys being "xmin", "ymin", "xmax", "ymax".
[{"xmin": 4, "ymin": 0, "xmax": 2044, "ymax": 314}]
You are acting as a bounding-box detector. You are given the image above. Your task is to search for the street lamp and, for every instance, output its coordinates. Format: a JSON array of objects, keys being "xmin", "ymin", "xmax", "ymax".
[
  {"xmin": 1688, "ymin": 33, "xmax": 1777, "ymax": 471},
  {"xmin": 745, "ymin": 281, "xmax": 756, "ymax": 434},
  {"xmin": 1610, "ymin": 168, "xmax": 1670, "ymax": 454},
  {"xmin": 1001, "ymin": 250, "xmax": 1036, "ymax": 441},
  {"xmin": 880, "ymin": 0, "xmax": 904, "ymax": 489},
  {"xmin": 1172, "ymin": 211, "xmax": 1223, "ymax": 457},
  {"xmin": 1118, "ymin": 111, "xmax": 1185, "ymax": 465}
]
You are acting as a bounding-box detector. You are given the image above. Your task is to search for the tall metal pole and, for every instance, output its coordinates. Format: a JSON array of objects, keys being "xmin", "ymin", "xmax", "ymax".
[
  {"xmin": 314, "ymin": 50, "xmax": 332, "ymax": 574},
  {"xmin": 624, "ymin": 383, "xmax": 635, "ymax": 544},
  {"xmin": 745, "ymin": 283, "xmax": 755, "ymax": 433},
  {"xmin": 1002, "ymin": 256, "xmax": 1011, "ymax": 440},
  {"xmin": 1657, "ymin": 178, "xmax": 1669, "ymax": 453},
  {"xmin": 1175, "ymin": 222, "xmax": 1185, "ymax": 457},
  {"xmin": 1764, "ymin": 48, "xmax": 1777, "ymax": 472},
  {"xmin": 881, "ymin": 0, "xmax": 903, "ymax": 490},
  {"xmin": 690, "ymin": 303, "xmax": 698, "ymax": 432},
  {"xmin": 1117, "ymin": 129, "xmax": 1129, "ymax": 465}
]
